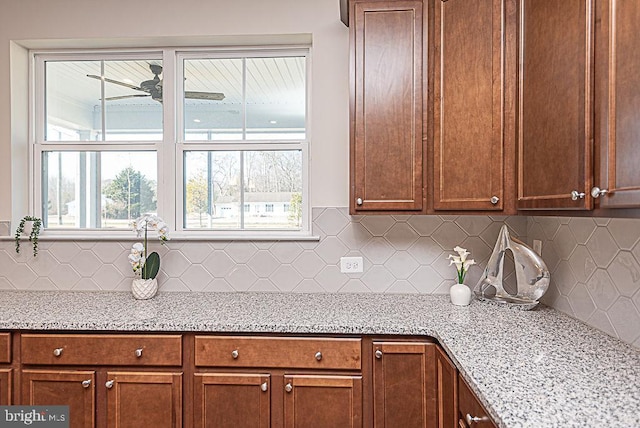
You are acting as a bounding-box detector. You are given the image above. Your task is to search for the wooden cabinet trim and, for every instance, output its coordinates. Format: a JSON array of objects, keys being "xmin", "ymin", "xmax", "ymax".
[
  {"xmin": 195, "ymin": 336, "xmax": 361, "ymax": 370},
  {"xmin": 21, "ymin": 334, "xmax": 182, "ymax": 366},
  {"xmin": 0, "ymin": 333, "xmax": 10, "ymax": 363},
  {"xmin": 0, "ymin": 369, "xmax": 11, "ymax": 405},
  {"xmin": 458, "ymin": 375, "xmax": 498, "ymax": 428}
]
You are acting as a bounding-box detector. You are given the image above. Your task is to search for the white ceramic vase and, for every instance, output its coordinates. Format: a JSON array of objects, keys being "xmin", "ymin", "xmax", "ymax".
[
  {"xmin": 450, "ymin": 282, "xmax": 472, "ymax": 306},
  {"xmin": 131, "ymin": 278, "xmax": 158, "ymax": 300}
]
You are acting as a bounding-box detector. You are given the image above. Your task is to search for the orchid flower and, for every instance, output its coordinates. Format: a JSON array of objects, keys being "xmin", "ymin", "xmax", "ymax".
[{"xmin": 129, "ymin": 214, "xmax": 170, "ymax": 279}]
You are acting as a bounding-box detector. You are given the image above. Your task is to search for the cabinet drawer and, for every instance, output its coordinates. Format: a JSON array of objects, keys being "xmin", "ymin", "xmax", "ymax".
[
  {"xmin": 0, "ymin": 333, "xmax": 10, "ymax": 363},
  {"xmin": 458, "ymin": 375, "xmax": 497, "ymax": 428},
  {"xmin": 21, "ymin": 334, "xmax": 182, "ymax": 366},
  {"xmin": 195, "ymin": 336, "xmax": 361, "ymax": 370}
]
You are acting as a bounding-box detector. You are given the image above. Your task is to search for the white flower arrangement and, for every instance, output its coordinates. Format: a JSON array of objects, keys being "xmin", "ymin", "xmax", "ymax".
[
  {"xmin": 128, "ymin": 214, "xmax": 170, "ymax": 279},
  {"xmin": 448, "ymin": 246, "xmax": 476, "ymax": 284}
]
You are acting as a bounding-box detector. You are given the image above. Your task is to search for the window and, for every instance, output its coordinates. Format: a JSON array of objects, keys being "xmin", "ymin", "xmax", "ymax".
[{"xmin": 33, "ymin": 48, "xmax": 310, "ymax": 237}]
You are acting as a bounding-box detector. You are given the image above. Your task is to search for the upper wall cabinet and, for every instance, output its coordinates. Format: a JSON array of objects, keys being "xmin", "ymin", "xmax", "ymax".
[
  {"xmin": 433, "ymin": 0, "xmax": 516, "ymax": 212},
  {"xmin": 349, "ymin": 0, "xmax": 424, "ymax": 213},
  {"xmin": 517, "ymin": 0, "xmax": 595, "ymax": 210},
  {"xmin": 593, "ymin": 0, "xmax": 640, "ymax": 208}
]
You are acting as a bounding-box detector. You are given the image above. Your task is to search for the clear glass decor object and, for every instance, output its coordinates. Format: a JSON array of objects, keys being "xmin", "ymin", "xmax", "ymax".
[{"xmin": 474, "ymin": 225, "xmax": 550, "ymax": 309}]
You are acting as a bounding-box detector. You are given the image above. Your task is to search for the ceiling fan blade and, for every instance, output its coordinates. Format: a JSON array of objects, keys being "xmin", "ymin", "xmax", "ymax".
[
  {"xmin": 87, "ymin": 74, "xmax": 143, "ymax": 91},
  {"xmin": 185, "ymin": 91, "xmax": 225, "ymax": 101},
  {"xmin": 102, "ymin": 94, "xmax": 151, "ymax": 101}
]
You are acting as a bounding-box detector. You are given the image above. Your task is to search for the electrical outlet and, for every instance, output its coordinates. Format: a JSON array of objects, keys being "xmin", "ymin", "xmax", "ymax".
[
  {"xmin": 340, "ymin": 257, "xmax": 363, "ymax": 273},
  {"xmin": 533, "ymin": 239, "xmax": 542, "ymax": 255}
]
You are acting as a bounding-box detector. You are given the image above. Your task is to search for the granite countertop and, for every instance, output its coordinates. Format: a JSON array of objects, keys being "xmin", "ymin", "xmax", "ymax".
[{"xmin": 0, "ymin": 291, "xmax": 638, "ymax": 428}]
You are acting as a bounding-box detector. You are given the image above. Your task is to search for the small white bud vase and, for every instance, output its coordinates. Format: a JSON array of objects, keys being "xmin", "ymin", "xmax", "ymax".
[
  {"xmin": 131, "ymin": 278, "xmax": 158, "ymax": 300},
  {"xmin": 450, "ymin": 282, "xmax": 472, "ymax": 306}
]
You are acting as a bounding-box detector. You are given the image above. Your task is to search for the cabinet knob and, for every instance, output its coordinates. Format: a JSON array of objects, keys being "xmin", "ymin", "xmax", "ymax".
[
  {"xmin": 315, "ymin": 351, "xmax": 322, "ymax": 361},
  {"xmin": 261, "ymin": 381, "xmax": 268, "ymax": 392},
  {"xmin": 231, "ymin": 349, "xmax": 239, "ymax": 359},
  {"xmin": 570, "ymin": 190, "xmax": 586, "ymax": 200},
  {"xmin": 590, "ymin": 187, "xmax": 609, "ymax": 198},
  {"xmin": 53, "ymin": 348, "xmax": 63, "ymax": 357},
  {"xmin": 105, "ymin": 380, "xmax": 114, "ymax": 389},
  {"xmin": 375, "ymin": 349, "xmax": 383, "ymax": 359},
  {"xmin": 135, "ymin": 348, "xmax": 143, "ymax": 358},
  {"xmin": 285, "ymin": 383, "xmax": 293, "ymax": 393},
  {"xmin": 490, "ymin": 196, "xmax": 499, "ymax": 204},
  {"xmin": 82, "ymin": 380, "xmax": 92, "ymax": 388},
  {"xmin": 356, "ymin": 197, "xmax": 363, "ymax": 206},
  {"xmin": 465, "ymin": 413, "xmax": 488, "ymax": 425}
]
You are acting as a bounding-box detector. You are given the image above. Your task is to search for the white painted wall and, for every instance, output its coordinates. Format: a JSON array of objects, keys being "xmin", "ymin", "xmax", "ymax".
[{"xmin": 0, "ymin": 0, "xmax": 351, "ymax": 222}]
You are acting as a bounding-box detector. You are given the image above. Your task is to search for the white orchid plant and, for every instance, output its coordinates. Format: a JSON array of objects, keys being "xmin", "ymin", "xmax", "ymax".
[
  {"xmin": 128, "ymin": 214, "xmax": 170, "ymax": 280},
  {"xmin": 448, "ymin": 246, "xmax": 476, "ymax": 284}
]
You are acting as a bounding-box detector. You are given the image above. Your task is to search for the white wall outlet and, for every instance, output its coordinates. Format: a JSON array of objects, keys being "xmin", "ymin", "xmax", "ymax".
[
  {"xmin": 533, "ymin": 239, "xmax": 542, "ymax": 255},
  {"xmin": 340, "ymin": 256, "xmax": 363, "ymax": 273}
]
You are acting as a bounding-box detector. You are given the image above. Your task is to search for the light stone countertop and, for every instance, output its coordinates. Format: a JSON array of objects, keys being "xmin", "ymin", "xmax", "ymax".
[{"xmin": 0, "ymin": 291, "xmax": 638, "ymax": 428}]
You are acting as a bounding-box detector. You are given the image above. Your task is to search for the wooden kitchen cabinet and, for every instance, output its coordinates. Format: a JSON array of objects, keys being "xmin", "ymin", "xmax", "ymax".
[
  {"xmin": 435, "ymin": 345, "xmax": 457, "ymax": 428},
  {"xmin": 105, "ymin": 372, "xmax": 182, "ymax": 428},
  {"xmin": 372, "ymin": 341, "xmax": 437, "ymax": 427},
  {"xmin": 433, "ymin": 0, "xmax": 516, "ymax": 212},
  {"xmin": 0, "ymin": 333, "xmax": 11, "ymax": 405},
  {"xmin": 21, "ymin": 370, "xmax": 96, "ymax": 427},
  {"xmin": 458, "ymin": 375, "xmax": 497, "ymax": 428},
  {"xmin": 593, "ymin": 0, "xmax": 640, "ymax": 208},
  {"xmin": 349, "ymin": 0, "xmax": 425, "ymax": 213},
  {"xmin": 19, "ymin": 333, "xmax": 183, "ymax": 428},
  {"xmin": 517, "ymin": 0, "xmax": 595, "ymax": 210},
  {"xmin": 194, "ymin": 336, "xmax": 363, "ymax": 427}
]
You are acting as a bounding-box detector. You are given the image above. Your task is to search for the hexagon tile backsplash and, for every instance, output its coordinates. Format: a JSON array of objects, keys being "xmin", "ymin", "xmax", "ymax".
[
  {"xmin": 1, "ymin": 208, "xmax": 639, "ymax": 348},
  {"xmin": 529, "ymin": 216, "xmax": 640, "ymax": 348}
]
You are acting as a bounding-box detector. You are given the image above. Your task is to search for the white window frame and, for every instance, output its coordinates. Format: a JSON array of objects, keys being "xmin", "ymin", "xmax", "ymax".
[{"xmin": 30, "ymin": 46, "xmax": 312, "ymax": 240}]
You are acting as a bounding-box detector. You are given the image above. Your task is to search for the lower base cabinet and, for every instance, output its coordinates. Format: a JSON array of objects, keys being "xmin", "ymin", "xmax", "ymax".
[
  {"xmin": 21, "ymin": 370, "xmax": 182, "ymax": 428},
  {"xmin": 0, "ymin": 369, "xmax": 12, "ymax": 405},
  {"xmin": 458, "ymin": 375, "xmax": 497, "ymax": 428},
  {"xmin": 10, "ymin": 332, "xmax": 497, "ymax": 428},
  {"xmin": 372, "ymin": 341, "xmax": 437, "ymax": 428}
]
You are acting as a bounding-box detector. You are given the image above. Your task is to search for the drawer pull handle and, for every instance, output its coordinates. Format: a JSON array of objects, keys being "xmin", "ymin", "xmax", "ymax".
[
  {"xmin": 285, "ymin": 383, "xmax": 293, "ymax": 393},
  {"xmin": 53, "ymin": 348, "xmax": 63, "ymax": 357},
  {"xmin": 231, "ymin": 349, "xmax": 239, "ymax": 359},
  {"xmin": 465, "ymin": 414, "xmax": 488, "ymax": 425},
  {"xmin": 135, "ymin": 348, "xmax": 143, "ymax": 358},
  {"xmin": 105, "ymin": 380, "xmax": 114, "ymax": 389},
  {"xmin": 375, "ymin": 350, "xmax": 383, "ymax": 359},
  {"xmin": 261, "ymin": 382, "xmax": 268, "ymax": 392},
  {"xmin": 571, "ymin": 190, "xmax": 586, "ymax": 200},
  {"xmin": 591, "ymin": 186, "xmax": 609, "ymax": 198},
  {"xmin": 490, "ymin": 196, "xmax": 499, "ymax": 204},
  {"xmin": 315, "ymin": 351, "xmax": 322, "ymax": 361},
  {"xmin": 82, "ymin": 380, "xmax": 91, "ymax": 388}
]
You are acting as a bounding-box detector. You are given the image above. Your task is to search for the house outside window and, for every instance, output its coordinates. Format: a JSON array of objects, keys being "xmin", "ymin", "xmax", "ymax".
[{"xmin": 33, "ymin": 47, "xmax": 310, "ymax": 237}]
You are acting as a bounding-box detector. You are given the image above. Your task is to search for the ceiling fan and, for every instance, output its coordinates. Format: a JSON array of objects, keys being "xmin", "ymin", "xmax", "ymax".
[{"xmin": 87, "ymin": 64, "xmax": 225, "ymax": 103}]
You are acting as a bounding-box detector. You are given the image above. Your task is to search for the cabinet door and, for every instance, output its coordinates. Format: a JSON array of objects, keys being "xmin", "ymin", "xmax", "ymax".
[
  {"xmin": 518, "ymin": 0, "xmax": 594, "ymax": 210},
  {"xmin": 193, "ymin": 373, "xmax": 270, "ymax": 428},
  {"xmin": 350, "ymin": 0, "xmax": 424, "ymax": 212},
  {"xmin": 434, "ymin": 0, "xmax": 514, "ymax": 211},
  {"xmin": 435, "ymin": 346, "xmax": 457, "ymax": 428},
  {"xmin": 283, "ymin": 374, "xmax": 362, "ymax": 428},
  {"xmin": 105, "ymin": 372, "xmax": 182, "ymax": 428},
  {"xmin": 594, "ymin": 0, "xmax": 640, "ymax": 208},
  {"xmin": 21, "ymin": 370, "xmax": 95, "ymax": 428},
  {"xmin": 0, "ymin": 369, "xmax": 11, "ymax": 405},
  {"xmin": 458, "ymin": 376, "xmax": 497, "ymax": 428},
  {"xmin": 372, "ymin": 342, "xmax": 435, "ymax": 428}
]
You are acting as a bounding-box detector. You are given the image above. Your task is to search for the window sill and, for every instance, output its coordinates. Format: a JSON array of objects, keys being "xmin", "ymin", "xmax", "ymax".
[{"xmin": 2, "ymin": 232, "xmax": 320, "ymax": 242}]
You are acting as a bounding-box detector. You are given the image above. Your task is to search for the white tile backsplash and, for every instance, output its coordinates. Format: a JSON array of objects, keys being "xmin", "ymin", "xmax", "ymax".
[
  {"xmin": 529, "ymin": 216, "xmax": 640, "ymax": 347},
  {"xmin": 2, "ymin": 210, "xmax": 639, "ymax": 347}
]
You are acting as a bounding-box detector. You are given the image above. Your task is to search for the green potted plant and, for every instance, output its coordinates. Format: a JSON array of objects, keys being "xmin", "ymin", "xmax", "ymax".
[{"xmin": 14, "ymin": 216, "xmax": 43, "ymax": 257}]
